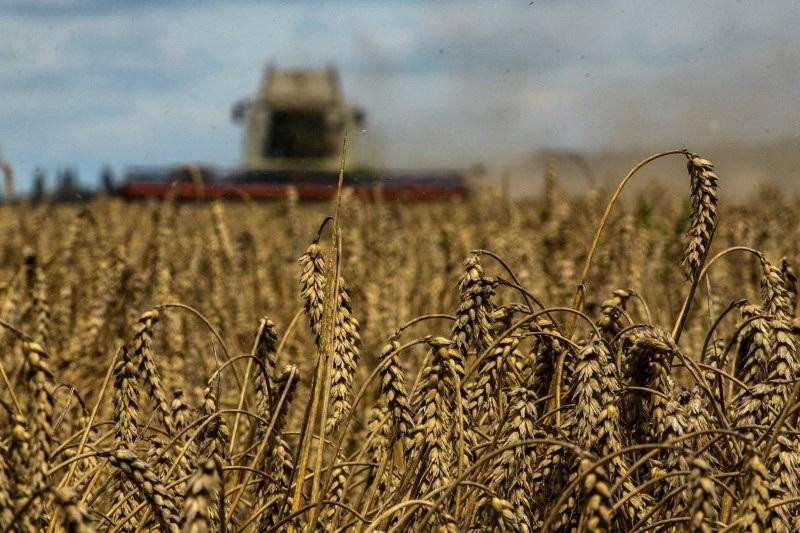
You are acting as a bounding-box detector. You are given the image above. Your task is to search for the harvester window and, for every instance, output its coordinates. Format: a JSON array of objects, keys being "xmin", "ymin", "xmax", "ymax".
[{"xmin": 265, "ymin": 110, "xmax": 332, "ymax": 158}]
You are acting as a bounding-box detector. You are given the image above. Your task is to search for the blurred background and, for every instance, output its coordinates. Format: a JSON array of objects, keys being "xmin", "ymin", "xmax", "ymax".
[{"xmin": 1, "ymin": 0, "xmax": 799, "ymax": 196}]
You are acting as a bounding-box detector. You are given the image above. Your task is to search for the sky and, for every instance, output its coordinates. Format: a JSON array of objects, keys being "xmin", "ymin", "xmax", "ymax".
[{"xmin": 2, "ymin": 0, "xmax": 800, "ymax": 189}]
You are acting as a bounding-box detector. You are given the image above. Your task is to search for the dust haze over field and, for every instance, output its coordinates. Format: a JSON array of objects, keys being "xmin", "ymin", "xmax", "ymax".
[{"xmin": 1, "ymin": 0, "xmax": 800, "ymax": 191}]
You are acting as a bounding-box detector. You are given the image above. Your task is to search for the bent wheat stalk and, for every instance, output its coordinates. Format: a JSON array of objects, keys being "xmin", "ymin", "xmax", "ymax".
[{"xmin": 567, "ymin": 148, "xmax": 689, "ymax": 337}]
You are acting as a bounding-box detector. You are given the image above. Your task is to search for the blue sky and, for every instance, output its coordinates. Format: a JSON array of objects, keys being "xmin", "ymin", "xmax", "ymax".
[{"xmin": 2, "ymin": 0, "xmax": 799, "ymax": 188}]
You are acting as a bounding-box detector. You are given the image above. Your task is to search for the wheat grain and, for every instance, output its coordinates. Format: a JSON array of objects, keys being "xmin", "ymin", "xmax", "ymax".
[
  {"xmin": 54, "ymin": 487, "xmax": 95, "ymax": 533},
  {"xmin": 682, "ymin": 155, "xmax": 718, "ymax": 280},
  {"xmin": 181, "ymin": 458, "xmax": 221, "ymax": 533},
  {"xmin": 109, "ymin": 448, "xmax": 181, "ymax": 533}
]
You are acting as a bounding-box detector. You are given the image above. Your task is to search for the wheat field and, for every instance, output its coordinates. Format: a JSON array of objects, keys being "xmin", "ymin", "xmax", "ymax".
[{"xmin": 1, "ymin": 151, "xmax": 800, "ymax": 532}]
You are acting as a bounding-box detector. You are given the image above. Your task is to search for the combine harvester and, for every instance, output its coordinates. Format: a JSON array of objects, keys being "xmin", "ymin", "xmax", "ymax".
[{"xmin": 120, "ymin": 66, "xmax": 468, "ymax": 201}]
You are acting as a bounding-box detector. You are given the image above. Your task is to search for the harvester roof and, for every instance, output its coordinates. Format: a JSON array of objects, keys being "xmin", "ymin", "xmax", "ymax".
[{"xmin": 260, "ymin": 67, "xmax": 343, "ymax": 110}]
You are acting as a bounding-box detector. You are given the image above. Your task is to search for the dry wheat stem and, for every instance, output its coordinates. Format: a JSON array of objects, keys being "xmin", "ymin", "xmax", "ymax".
[{"xmin": 568, "ymin": 149, "xmax": 689, "ymax": 336}]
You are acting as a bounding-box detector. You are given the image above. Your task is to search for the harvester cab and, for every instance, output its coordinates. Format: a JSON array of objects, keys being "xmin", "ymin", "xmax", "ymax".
[{"xmin": 232, "ymin": 65, "xmax": 364, "ymax": 171}]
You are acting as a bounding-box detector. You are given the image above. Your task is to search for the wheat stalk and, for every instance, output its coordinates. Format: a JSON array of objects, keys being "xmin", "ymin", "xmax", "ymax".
[
  {"xmin": 180, "ymin": 458, "xmax": 222, "ymax": 533},
  {"xmin": 108, "ymin": 448, "xmax": 181, "ymax": 533},
  {"xmin": 682, "ymin": 155, "xmax": 719, "ymax": 280}
]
